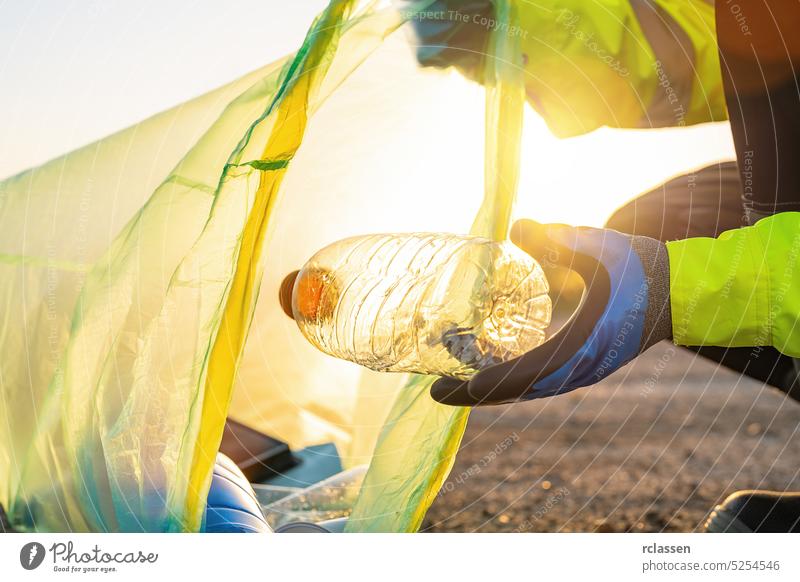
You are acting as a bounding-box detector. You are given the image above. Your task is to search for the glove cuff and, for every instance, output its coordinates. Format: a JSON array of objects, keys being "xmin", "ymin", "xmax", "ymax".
[{"xmin": 630, "ymin": 235, "xmax": 672, "ymax": 351}]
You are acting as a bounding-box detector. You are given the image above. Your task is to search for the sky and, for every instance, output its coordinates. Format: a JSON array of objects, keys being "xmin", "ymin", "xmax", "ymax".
[
  {"xmin": 0, "ymin": 0, "xmax": 327, "ymax": 178},
  {"xmin": 0, "ymin": 0, "xmax": 737, "ymax": 226}
]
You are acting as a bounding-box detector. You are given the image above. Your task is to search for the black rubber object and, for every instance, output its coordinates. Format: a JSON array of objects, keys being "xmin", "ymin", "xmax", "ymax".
[{"xmin": 704, "ymin": 490, "xmax": 800, "ymax": 533}]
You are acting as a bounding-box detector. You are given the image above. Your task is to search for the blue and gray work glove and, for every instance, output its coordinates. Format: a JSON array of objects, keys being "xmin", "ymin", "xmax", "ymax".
[{"xmin": 431, "ymin": 220, "xmax": 673, "ymax": 406}]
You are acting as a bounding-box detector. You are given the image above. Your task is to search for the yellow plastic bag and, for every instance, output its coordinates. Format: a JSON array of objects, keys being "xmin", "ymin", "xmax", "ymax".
[
  {"xmin": 0, "ymin": 0, "xmax": 523, "ymax": 532},
  {"xmin": 347, "ymin": 0, "xmax": 525, "ymax": 532}
]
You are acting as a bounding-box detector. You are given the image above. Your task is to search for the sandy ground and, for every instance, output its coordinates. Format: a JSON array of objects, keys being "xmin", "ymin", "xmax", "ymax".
[{"xmin": 423, "ymin": 342, "xmax": 800, "ymax": 532}]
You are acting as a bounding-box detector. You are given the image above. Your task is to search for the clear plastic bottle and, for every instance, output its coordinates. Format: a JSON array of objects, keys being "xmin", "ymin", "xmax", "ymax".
[{"xmin": 279, "ymin": 233, "xmax": 551, "ymax": 379}]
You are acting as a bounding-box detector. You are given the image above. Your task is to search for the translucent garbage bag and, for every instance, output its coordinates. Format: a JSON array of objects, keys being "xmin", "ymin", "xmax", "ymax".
[{"xmin": 0, "ymin": 0, "xmax": 525, "ymax": 532}]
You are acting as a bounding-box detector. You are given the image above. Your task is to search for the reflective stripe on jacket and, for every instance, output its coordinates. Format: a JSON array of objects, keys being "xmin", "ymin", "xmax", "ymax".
[
  {"xmin": 667, "ymin": 212, "xmax": 800, "ymax": 356},
  {"xmin": 519, "ymin": 0, "xmax": 727, "ymax": 136}
]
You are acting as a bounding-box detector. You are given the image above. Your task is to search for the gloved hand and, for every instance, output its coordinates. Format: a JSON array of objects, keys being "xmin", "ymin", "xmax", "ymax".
[
  {"xmin": 400, "ymin": 0, "xmax": 494, "ymax": 80},
  {"xmin": 431, "ymin": 220, "xmax": 673, "ymax": 406}
]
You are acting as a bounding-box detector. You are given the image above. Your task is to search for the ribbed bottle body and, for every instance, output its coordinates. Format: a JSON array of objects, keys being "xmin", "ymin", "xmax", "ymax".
[{"xmin": 292, "ymin": 233, "xmax": 551, "ymax": 379}]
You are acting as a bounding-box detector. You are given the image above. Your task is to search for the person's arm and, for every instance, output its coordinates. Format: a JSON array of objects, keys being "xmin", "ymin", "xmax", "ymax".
[
  {"xmin": 430, "ymin": 213, "xmax": 800, "ymax": 406},
  {"xmin": 668, "ymin": 212, "xmax": 800, "ymax": 356},
  {"xmin": 519, "ymin": 0, "xmax": 726, "ymax": 136},
  {"xmin": 403, "ymin": 0, "xmax": 727, "ymax": 137}
]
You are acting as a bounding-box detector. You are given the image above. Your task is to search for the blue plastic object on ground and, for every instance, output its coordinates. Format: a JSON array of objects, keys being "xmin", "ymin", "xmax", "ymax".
[{"xmin": 204, "ymin": 454, "xmax": 272, "ymax": 533}]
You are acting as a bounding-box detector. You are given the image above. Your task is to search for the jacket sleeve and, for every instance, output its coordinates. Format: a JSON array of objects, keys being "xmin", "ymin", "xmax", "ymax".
[
  {"xmin": 666, "ymin": 212, "xmax": 800, "ymax": 356},
  {"xmin": 520, "ymin": 0, "xmax": 727, "ymax": 137}
]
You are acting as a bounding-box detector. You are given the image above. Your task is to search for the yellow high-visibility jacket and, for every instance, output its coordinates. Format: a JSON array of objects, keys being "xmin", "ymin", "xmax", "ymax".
[
  {"xmin": 668, "ymin": 213, "xmax": 800, "ymax": 355},
  {"xmin": 518, "ymin": 0, "xmax": 727, "ymax": 136}
]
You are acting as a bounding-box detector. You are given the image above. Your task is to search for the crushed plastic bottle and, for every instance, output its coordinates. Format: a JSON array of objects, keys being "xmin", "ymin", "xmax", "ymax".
[{"xmin": 280, "ymin": 233, "xmax": 551, "ymax": 379}]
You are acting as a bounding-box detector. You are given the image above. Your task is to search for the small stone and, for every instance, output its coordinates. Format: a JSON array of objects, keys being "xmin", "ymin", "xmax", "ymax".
[
  {"xmin": 542, "ymin": 480, "xmax": 552, "ymax": 490},
  {"xmin": 746, "ymin": 422, "xmax": 763, "ymax": 436},
  {"xmin": 497, "ymin": 514, "xmax": 511, "ymax": 525},
  {"xmin": 594, "ymin": 520, "xmax": 615, "ymax": 533}
]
